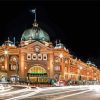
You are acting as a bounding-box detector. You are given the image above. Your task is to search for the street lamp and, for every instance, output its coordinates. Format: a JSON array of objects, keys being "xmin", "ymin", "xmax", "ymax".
[
  {"xmin": 2, "ymin": 49, "xmax": 9, "ymax": 82},
  {"xmin": 14, "ymin": 57, "xmax": 19, "ymax": 84},
  {"xmin": 4, "ymin": 49, "xmax": 8, "ymax": 56},
  {"xmin": 59, "ymin": 53, "xmax": 64, "ymax": 80},
  {"xmin": 59, "ymin": 53, "xmax": 63, "ymax": 59},
  {"xmin": 78, "ymin": 65, "xmax": 83, "ymax": 81}
]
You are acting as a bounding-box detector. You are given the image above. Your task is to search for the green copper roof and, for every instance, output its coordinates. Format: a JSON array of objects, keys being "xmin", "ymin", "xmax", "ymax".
[{"xmin": 21, "ymin": 26, "xmax": 50, "ymax": 42}]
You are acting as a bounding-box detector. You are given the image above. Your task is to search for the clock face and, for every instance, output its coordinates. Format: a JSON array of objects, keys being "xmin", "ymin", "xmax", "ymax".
[
  {"xmin": 35, "ymin": 47, "xmax": 39, "ymax": 52},
  {"xmin": 10, "ymin": 56, "xmax": 18, "ymax": 62},
  {"xmin": 34, "ymin": 46, "xmax": 40, "ymax": 53}
]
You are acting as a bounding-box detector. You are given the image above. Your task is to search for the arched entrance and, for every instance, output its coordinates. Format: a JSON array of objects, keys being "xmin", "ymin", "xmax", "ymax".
[
  {"xmin": 0, "ymin": 72, "xmax": 7, "ymax": 82},
  {"xmin": 27, "ymin": 65, "xmax": 49, "ymax": 84}
]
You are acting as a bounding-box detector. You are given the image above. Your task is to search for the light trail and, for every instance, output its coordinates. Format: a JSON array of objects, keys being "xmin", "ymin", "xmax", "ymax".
[
  {"xmin": 53, "ymin": 89, "xmax": 91, "ymax": 100},
  {"xmin": 0, "ymin": 87, "xmax": 13, "ymax": 93},
  {"xmin": 0, "ymin": 88, "xmax": 33, "ymax": 96},
  {"xmin": 5, "ymin": 89, "xmax": 41, "ymax": 100},
  {"xmin": 5, "ymin": 85, "xmax": 90, "ymax": 100},
  {"xmin": 30, "ymin": 88, "xmax": 89, "ymax": 98},
  {"xmin": 1, "ymin": 85, "xmax": 98, "ymax": 100},
  {"xmin": 0, "ymin": 85, "xmax": 13, "ymax": 93}
]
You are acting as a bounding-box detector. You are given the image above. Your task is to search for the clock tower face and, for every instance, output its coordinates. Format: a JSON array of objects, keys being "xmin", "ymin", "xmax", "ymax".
[
  {"xmin": 10, "ymin": 56, "xmax": 18, "ymax": 62},
  {"xmin": 34, "ymin": 46, "xmax": 40, "ymax": 53}
]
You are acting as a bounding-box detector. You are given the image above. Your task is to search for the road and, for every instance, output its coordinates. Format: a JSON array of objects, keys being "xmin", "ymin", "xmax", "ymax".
[{"xmin": 0, "ymin": 85, "xmax": 100, "ymax": 100}]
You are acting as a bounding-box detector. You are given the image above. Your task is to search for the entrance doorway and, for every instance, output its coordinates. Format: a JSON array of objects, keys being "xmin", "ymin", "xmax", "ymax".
[
  {"xmin": 0, "ymin": 72, "xmax": 7, "ymax": 82},
  {"xmin": 27, "ymin": 65, "xmax": 49, "ymax": 84}
]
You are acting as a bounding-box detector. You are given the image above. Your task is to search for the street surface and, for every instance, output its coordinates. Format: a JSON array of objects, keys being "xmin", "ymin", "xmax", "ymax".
[{"xmin": 0, "ymin": 85, "xmax": 100, "ymax": 100}]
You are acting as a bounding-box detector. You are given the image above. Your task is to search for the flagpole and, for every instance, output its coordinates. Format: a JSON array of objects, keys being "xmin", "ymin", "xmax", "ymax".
[
  {"xmin": 34, "ymin": 9, "xmax": 36, "ymax": 22},
  {"xmin": 14, "ymin": 37, "xmax": 15, "ymax": 45},
  {"xmin": 31, "ymin": 9, "xmax": 38, "ymax": 27}
]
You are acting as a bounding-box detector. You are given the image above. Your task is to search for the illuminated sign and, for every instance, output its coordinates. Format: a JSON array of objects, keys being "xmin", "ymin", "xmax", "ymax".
[{"xmin": 29, "ymin": 77, "xmax": 49, "ymax": 83}]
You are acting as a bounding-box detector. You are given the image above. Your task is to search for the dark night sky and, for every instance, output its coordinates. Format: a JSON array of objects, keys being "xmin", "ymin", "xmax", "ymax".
[{"xmin": 0, "ymin": 1, "xmax": 100, "ymax": 68}]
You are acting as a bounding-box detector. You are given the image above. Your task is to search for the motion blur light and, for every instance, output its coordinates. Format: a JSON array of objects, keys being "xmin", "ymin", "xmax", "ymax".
[
  {"xmin": 89, "ymin": 85, "xmax": 100, "ymax": 91},
  {"xmin": 59, "ymin": 53, "xmax": 63, "ymax": 58},
  {"xmin": 4, "ymin": 49, "xmax": 8, "ymax": 55}
]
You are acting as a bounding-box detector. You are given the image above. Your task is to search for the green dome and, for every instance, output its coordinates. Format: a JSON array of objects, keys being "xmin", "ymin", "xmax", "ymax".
[{"xmin": 21, "ymin": 24, "xmax": 50, "ymax": 42}]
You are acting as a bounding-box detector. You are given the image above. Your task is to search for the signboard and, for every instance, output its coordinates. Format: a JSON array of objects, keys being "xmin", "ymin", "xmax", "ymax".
[{"xmin": 29, "ymin": 77, "xmax": 49, "ymax": 83}]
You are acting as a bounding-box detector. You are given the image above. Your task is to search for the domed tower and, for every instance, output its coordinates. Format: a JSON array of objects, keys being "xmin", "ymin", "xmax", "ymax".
[
  {"xmin": 20, "ymin": 21, "xmax": 51, "ymax": 46},
  {"xmin": 20, "ymin": 9, "xmax": 52, "ymax": 47}
]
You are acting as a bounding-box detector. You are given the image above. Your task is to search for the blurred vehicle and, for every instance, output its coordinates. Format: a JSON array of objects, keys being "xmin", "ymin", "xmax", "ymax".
[{"xmin": 54, "ymin": 80, "xmax": 66, "ymax": 87}]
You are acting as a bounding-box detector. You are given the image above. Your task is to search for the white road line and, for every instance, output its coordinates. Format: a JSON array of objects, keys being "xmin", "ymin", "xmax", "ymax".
[
  {"xmin": 34, "ymin": 90, "xmax": 89, "ymax": 97},
  {"xmin": 0, "ymin": 87, "xmax": 13, "ymax": 93},
  {"xmin": 5, "ymin": 89, "xmax": 42, "ymax": 100},
  {"xmin": 30, "ymin": 88, "xmax": 89, "ymax": 98},
  {"xmin": 53, "ymin": 89, "xmax": 91, "ymax": 100},
  {"xmin": 6, "ymin": 88, "xmax": 89, "ymax": 100},
  {"xmin": 0, "ymin": 88, "xmax": 33, "ymax": 96},
  {"xmin": 0, "ymin": 86, "xmax": 91, "ymax": 100},
  {"xmin": 41, "ymin": 86, "xmax": 88, "ymax": 92}
]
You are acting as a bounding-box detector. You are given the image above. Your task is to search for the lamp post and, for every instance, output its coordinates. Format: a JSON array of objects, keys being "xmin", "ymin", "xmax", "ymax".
[
  {"xmin": 2, "ymin": 49, "xmax": 9, "ymax": 82},
  {"xmin": 4, "ymin": 49, "xmax": 8, "ymax": 55},
  {"xmin": 14, "ymin": 57, "xmax": 19, "ymax": 84},
  {"xmin": 59, "ymin": 53, "xmax": 64, "ymax": 81},
  {"xmin": 78, "ymin": 65, "xmax": 83, "ymax": 81},
  {"xmin": 59, "ymin": 53, "xmax": 63, "ymax": 59}
]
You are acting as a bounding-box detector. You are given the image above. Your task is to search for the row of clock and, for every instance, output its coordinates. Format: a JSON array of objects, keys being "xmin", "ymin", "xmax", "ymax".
[{"xmin": 27, "ymin": 53, "xmax": 48, "ymax": 60}]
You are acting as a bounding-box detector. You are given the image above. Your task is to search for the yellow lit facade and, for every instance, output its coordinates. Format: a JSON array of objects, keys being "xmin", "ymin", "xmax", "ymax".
[{"xmin": 0, "ymin": 20, "xmax": 100, "ymax": 83}]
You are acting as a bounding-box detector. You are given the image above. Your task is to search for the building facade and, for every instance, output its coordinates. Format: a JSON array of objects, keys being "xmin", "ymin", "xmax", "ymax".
[{"xmin": 0, "ymin": 20, "xmax": 100, "ymax": 84}]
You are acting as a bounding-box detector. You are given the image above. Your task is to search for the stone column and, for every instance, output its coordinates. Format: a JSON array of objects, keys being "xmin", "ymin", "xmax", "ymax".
[
  {"xmin": 4, "ymin": 55, "xmax": 8, "ymax": 70},
  {"xmin": 49, "ymin": 53, "xmax": 54, "ymax": 78},
  {"xmin": 20, "ymin": 53, "xmax": 25, "ymax": 78}
]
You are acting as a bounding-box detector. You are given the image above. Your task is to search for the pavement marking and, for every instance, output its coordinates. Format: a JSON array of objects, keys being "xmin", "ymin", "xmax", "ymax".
[
  {"xmin": 5, "ymin": 86, "xmax": 89, "ymax": 100},
  {"xmin": 53, "ymin": 89, "xmax": 91, "ymax": 100},
  {"xmin": 0, "ymin": 88, "xmax": 33, "ymax": 96},
  {"xmin": 2, "ymin": 87, "xmax": 82, "ymax": 100},
  {"xmin": 30, "ymin": 88, "xmax": 89, "ymax": 98},
  {"xmin": 0, "ymin": 87, "xmax": 13, "ymax": 93},
  {"xmin": 5, "ymin": 89, "xmax": 42, "ymax": 100},
  {"xmin": 0, "ymin": 85, "xmax": 91, "ymax": 100}
]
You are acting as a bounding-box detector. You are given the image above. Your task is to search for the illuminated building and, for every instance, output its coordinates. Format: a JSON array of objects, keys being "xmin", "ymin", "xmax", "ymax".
[{"xmin": 0, "ymin": 11, "xmax": 100, "ymax": 84}]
